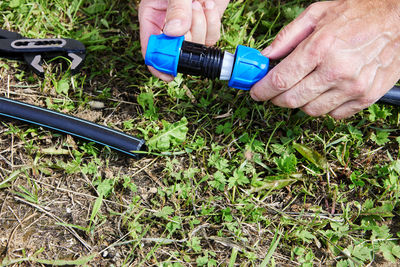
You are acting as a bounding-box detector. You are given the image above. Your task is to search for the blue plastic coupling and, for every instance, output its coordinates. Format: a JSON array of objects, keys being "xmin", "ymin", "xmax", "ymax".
[
  {"xmin": 228, "ymin": 45, "xmax": 270, "ymax": 90},
  {"xmin": 145, "ymin": 34, "xmax": 184, "ymax": 76},
  {"xmin": 145, "ymin": 34, "xmax": 270, "ymax": 90}
]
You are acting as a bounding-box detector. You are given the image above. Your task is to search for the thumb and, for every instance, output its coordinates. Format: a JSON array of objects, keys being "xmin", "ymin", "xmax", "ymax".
[
  {"xmin": 262, "ymin": 2, "xmax": 333, "ymax": 59},
  {"xmin": 163, "ymin": 0, "xmax": 192, "ymax": 36}
]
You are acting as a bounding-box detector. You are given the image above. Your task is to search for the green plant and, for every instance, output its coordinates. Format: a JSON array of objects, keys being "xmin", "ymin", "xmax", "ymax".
[{"xmin": 1, "ymin": 0, "xmax": 400, "ymax": 265}]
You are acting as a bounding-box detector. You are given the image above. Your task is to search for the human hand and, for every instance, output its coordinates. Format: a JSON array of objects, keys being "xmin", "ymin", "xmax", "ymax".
[
  {"xmin": 250, "ymin": 0, "xmax": 400, "ymax": 119},
  {"xmin": 139, "ymin": 0, "xmax": 229, "ymax": 81}
]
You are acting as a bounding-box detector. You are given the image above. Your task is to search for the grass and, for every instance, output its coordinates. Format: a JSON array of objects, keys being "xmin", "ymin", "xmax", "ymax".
[{"xmin": 0, "ymin": 0, "xmax": 400, "ymax": 266}]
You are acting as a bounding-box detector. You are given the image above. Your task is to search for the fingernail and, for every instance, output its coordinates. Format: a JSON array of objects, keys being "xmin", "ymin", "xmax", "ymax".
[
  {"xmin": 192, "ymin": 1, "xmax": 202, "ymax": 10},
  {"xmin": 205, "ymin": 0, "xmax": 215, "ymax": 10},
  {"xmin": 164, "ymin": 19, "xmax": 182, "ymax": 34},
  {"xmin": 261, "ymin": 46, "xmax": 272, "ymax": 56}
]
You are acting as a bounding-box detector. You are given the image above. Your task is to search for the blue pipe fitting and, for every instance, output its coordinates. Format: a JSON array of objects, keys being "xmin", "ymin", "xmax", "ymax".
[
  {"xmin": 145, "ymin": 34, "xmax": 271, "ymax": 90},
  {"xmin": 228, "ymin": 45, "xmax": 269, "ymax": 90},
  {"xmin": 145, "ymin": 34, "xmax": 184, "ymax": 76}
]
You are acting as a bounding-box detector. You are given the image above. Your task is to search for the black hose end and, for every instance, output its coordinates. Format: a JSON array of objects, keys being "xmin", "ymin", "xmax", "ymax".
[{"xmin": 378, "ymin": 86, "xmax": 400, "ymax": 106}]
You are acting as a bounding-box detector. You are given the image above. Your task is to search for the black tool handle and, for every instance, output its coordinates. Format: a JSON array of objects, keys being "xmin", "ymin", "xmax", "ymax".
[{"xmin": 0, "ymin": 97, "xmax": 145, "ymax": 157}]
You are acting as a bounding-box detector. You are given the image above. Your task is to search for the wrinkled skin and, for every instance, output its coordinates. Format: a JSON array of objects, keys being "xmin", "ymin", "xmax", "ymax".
[
  {"xmin": 139, "ymin": 0, "xmax": 400, "ymax": 119},
  {"xmin": 139, "ymin": 0, "xmax": 229, "ymax": 81},
  {"xmin": 250, "ymin": 0, "xmax": 400, "ymax": 119}
]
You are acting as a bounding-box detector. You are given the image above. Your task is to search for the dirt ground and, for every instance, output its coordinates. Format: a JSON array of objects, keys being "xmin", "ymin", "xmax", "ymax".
[{"xmin": 0, "ymin": 66, "xmax": 163, "ymax": 265}]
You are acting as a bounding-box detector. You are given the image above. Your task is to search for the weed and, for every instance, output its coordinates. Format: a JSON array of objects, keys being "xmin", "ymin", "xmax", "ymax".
[{"xmin": 0, "ymin": 0, "xmax": 400, "ymax": 266}]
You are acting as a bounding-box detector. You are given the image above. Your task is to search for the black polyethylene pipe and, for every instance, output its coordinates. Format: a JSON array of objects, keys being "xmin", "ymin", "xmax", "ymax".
[
  {"xmin": 0, "ymin": 97, "xmax": 145, "ymax": 157},
  {"xmin": 379, "ymin": 86, "xmax": 400, "ymax": 106}
]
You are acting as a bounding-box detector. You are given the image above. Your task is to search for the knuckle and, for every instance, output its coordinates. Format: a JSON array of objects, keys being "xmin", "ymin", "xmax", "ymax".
[
  {"xmin": 349, "ymin": 80, "xmax": 368, "ymax": 96},
  {"xmin": 304, "ymin": 3, "xmax": 320, "ymax": 21},
  {"xmin": 324, "ymin": 68, "xmax": 348, "ymax": 84},
  {"xmin": 323, "ymin": 64, "xmax": 358, "ymax": 85},
  {"xmin": 274, "ymin": 26, "xmax": 290, "ymax": 44},
  {"xmin": 167, "ymin": 5, "xmax": 191, "ymax": 21},
  {"xmin": 282, "ymin": 96, "xmax": 300, "ymax": 109},
  {"xmin": 269, "ymin": 71, "xmax": 289, "ymax": 91},
  {"xmin": 358, "ymin": 96, "xmax": 376, "ymax": 107},
  {"xmin": 306, "ymin": 34, "xmax": 333, "ymax": 59},
  {"xmin": 302, "ymin": 104, "xmax": 325, "ymax": 117},
  {"xmin": 304, "ymin": 2, "xmax": 331, "ymax": 23},
  {"xmin": 323, "ymin": 69, "xmax": 340, "ymax": 84},
  {"xmin": 306, "ymin": 2, "xmax": 322, "ymax": 13},
  {"xmin": 206, "ymin": 12, "xmax": 221, "ymax": 24}
]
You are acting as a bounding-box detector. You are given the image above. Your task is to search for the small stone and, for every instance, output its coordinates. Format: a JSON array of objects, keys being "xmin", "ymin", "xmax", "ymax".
[
  {"xmin": 148, "ymin": 187, "xmax": 157, "ymax": 194},
  {"xmin": 88, "ymin": 101, "xmax": 105, "ymax": 109}
]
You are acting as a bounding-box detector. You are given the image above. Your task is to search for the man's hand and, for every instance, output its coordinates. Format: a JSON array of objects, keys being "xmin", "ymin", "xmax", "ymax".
[
  {"xmin": 250, "ymin": 0, "xmax": 400, "ymax": 119},
  {"xmin": 139, "ymin": 0, "xmax": 229, "ymax": 81}
]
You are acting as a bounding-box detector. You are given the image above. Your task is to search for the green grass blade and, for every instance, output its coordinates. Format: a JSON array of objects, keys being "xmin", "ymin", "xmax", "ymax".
[
  {"xmin": 88, "ymin": 193, "xmax": 103, "ymax": 230},
  {"xmin": 260, "ymin": 230, "xmax": 282, "ymax": 267},
  {"xmin": 0, "ymin": 169, "xmax": 21, "ymax": 189},
  {"xmin": 228, "ymin": 248, "xmax": 238, "ymax": 267},
  {"xmin": 55, "ymin": 222, "xmax": 89, "ymax": 232}
]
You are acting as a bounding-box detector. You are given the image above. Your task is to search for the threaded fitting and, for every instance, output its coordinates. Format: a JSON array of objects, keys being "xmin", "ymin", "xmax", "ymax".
[{"xmin": 177, "ymin": 41, "xmax": 224, "ymax": 79}]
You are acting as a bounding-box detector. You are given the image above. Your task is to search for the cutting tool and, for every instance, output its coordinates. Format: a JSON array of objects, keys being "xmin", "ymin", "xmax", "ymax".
[{"xmin": 0, "ymin": 29, "xmax": 86, "ymax": 75}]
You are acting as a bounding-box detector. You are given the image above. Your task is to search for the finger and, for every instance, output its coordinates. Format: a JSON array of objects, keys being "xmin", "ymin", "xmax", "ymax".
[
  {"xmin": 300, "ymin": 88, "xmax": 355, "ymax": 117},
  {"xmin": 290, "ymin": 58, "xmax": 379, "ymax": 116},
  {"xmin": 328, "ymin": 98, "xmax": 375, "ymax": 119},
  {"xmin": 148, "ymin": 66, "xmax": 175, "ymax": 82},
  {"xmin": 203, "ymin": 0, "xmax": 221, "ymax": 46},
  {"xmin": 330, "ymin": 71, "xmax": 400, "ymax": 120},
  {"xmin": 250, "ymin": 40, "xmax": 323, "ymax": 102},
  {"xmin": 261, "ymin": 1, "xmax": 334, "ymax": 59},
  {"xmin": 163, "ymin": 0, "xmax": 192, "ymax": 36},
  {"xmin": 214, "ymin": 0, "xmax": 230, "ymax": 16},
  {"xmin": 190, "ymin": 1, "xmax": 207, "ymax": 44},
  {"xmin": 139, "ymin": 3, "xmax": 168, "ymax": 57},
  {"xmin": 271, "ymin": 69, "xmax": 331, "ymax": 108}
]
